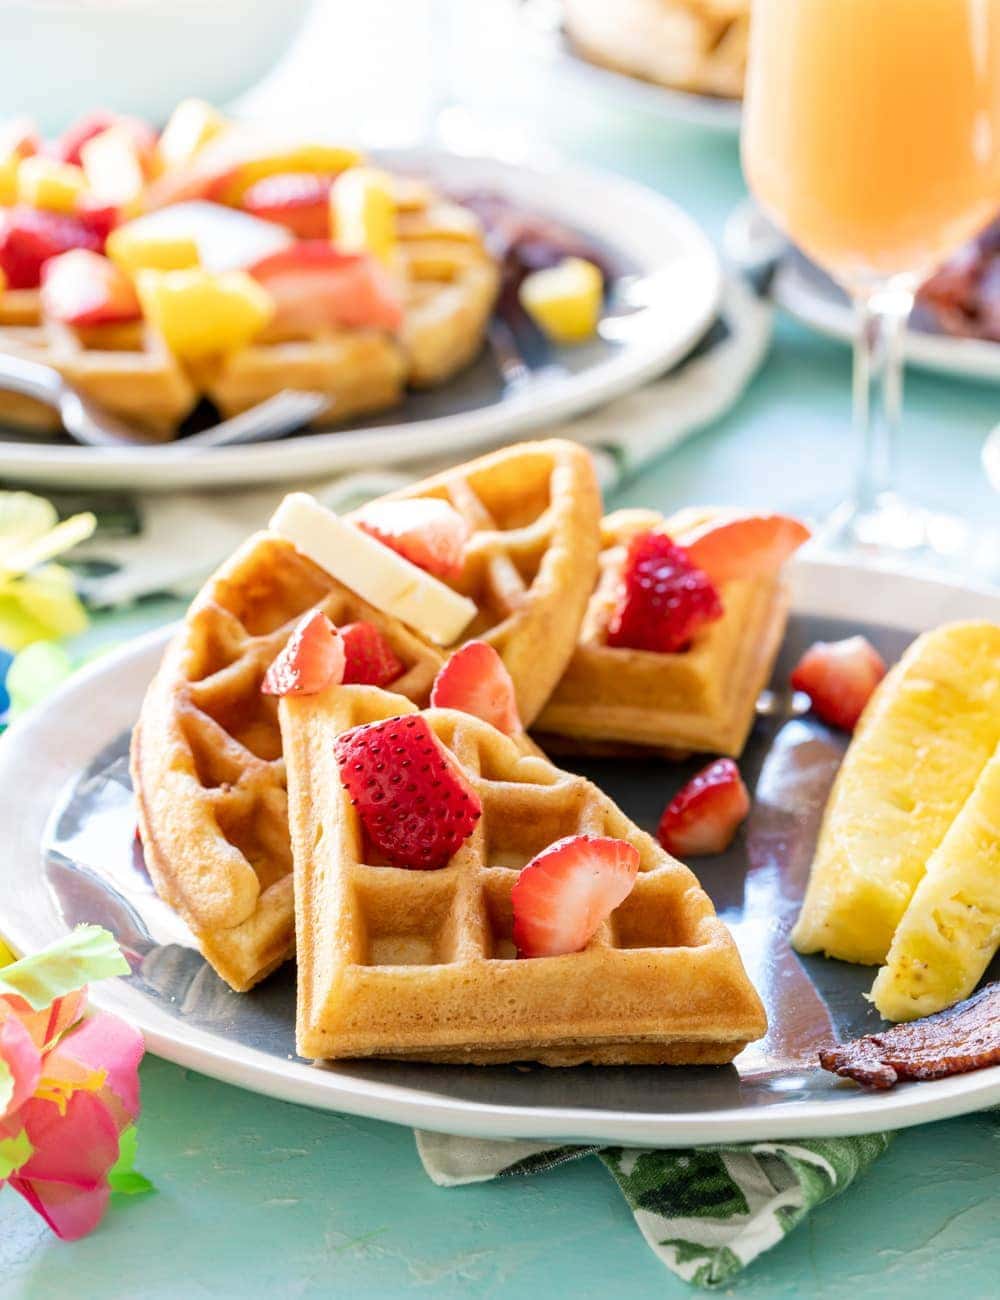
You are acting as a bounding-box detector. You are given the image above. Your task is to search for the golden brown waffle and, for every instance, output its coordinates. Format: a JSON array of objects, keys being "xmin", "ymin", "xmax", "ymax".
[
  {"xmin": 534, "ymin": 508, "xmax": 790, "ymax": 759},
  {"xmin": 132, "ymin": 439, "xmax": 601, "ymax": 990},
  {"xmin": 0, "ymin": 304, "xmax": 62, "ymax": 431},
  {"xmin": 282, "ymin": 686, "xmax": 766, "ymax": 1064}
]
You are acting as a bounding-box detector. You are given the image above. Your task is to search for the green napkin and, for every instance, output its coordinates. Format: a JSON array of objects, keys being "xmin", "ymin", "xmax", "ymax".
[{"xmin": 415, "ymin": 1130, "xmax": 892, "ymax": 1288}]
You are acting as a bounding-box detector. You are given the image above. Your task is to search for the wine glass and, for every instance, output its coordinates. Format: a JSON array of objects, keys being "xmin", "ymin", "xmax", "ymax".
[{"xmin": 742, "ymin": 0, "xmax": 1000, "ymax": 566}]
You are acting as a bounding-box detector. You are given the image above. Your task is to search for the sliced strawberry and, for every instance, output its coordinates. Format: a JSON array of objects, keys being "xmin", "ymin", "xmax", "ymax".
[
  {"xmin": 76, "ymin": 201, "xmax": 120, "ymax": 247},
  {"xmin": 247, "ymin": 242, "xmax": 403, "ymax": 333},
  {"xmin": 334, "ymin": 714, "xmax": 482, "ymax": 869},
  {"xmin": 790, "ymin": 635, "xmax": 887, "ymax": 732},
  {"xmin": 511, "ymin": 835, "xmax": 640, "ymax": 958},
  {"xmin": 41, "ymin": 250, "xmax": 140, "ymax": 327},
  {"xmin": 341, "ymin": 620, "xmax": 404, "ymax": 687},
  {"xmin": 261, "ymin": 610, "xmax": 345, "ymax": 696},
  {"xmin": 241, "ymin": 172, "xmax": 331, "ymax": 239},
  {"xmin": 53, "ymin": 111, "xmax": 156, "ymax": 169},
  {"xmin": 354, "ymin": 498, "xmax": 469, "ymax": 580},
  {"xmin": 657, "ymin": 758, "xmax": 750, "ymax": 858},
  {"xmin": 679, "ymin": 514, "xmax": 811, "ymax": 586},
  {"xmin": 0, "ymin": 206, "xmax": 103, "ymax": 290},
  {"xmin": 430, "ymin": 641, "xmax": 521, "ymax": 735},
  {"xmin": 606, "ymin": 531, "xmax": 723, "ymax": 654}
]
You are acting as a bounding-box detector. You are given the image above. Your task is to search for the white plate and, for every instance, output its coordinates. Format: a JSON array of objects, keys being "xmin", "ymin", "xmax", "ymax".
[
  {"xmin": 0, "ymin": 149, "xmax": 721, "ymax": 491},
  {"xmin": 2, "ymin": 556, "xmax": 1000, "ymax": 1145}
]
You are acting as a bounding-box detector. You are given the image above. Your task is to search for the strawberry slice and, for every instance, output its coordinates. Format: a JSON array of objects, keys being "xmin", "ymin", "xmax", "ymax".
[
  {"xmin": 261, "ymin": 610, "xmax": 345, "ymax": 696},
  {"xmin": 341, "ymin": 620, "xmax": 404, "ymax": 687},
  {"xmin": 511, "ymin": 835, "xmax": 640, "ymax": 958},
  {"xmin": 41, "ymin": 250, "xmax": 140, "ymax": 327},
  {"xmin": 790, "ymin": 635, "xmax": 887, "ymax": 732},
  {"xmin": 354, "ymin": 498, "xmax": 469, "ymax": 580},
  {"xmin": 430, "ymin": 641, "xmax": 521, "ymax": 735},
  {"xmin": 53, "ymin": 110, "xmax": 156, "ymax": 169},
  {"xmin": 657, "ymin": 758, "xmax": 751, "ymax": 858},
  {"xmin": 247, "ymin": 242, "xmax": 403, "ymax": 333},
  {"xmin": 606, "ymin": 531, "xmax": 723, "ymax": 654},
  {"xmin": 334, "ymin": 714, "xmax": 482, "ymax": 870},
  {"xmin": 0, "ymin": 206, "xmax": 103, "ymax": 290},
  {"xmin": 678, "ymin": 514, "xmax": 811, "ymax": 586},
  {"xmin": 241, "ymin": 172, "xmax": 331, "ymax": 239}
]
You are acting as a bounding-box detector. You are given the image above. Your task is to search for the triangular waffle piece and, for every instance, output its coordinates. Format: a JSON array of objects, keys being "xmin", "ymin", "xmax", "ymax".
[
  {"xmin": 282, "ymin": 686, "xmax": 766, "ymax": 1064},
  {"xmin": 132, "ymin": 439, "xmax": 601, "ymax": 990},
  {"xmin": 534, "ymin": 508, "xmax": 789, "ymax": 758}
]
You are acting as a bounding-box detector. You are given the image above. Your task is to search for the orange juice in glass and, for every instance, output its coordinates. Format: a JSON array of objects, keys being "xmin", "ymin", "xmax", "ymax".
[{"xmin": 742, "ymin": 0, "xmax": 1000, "ymax": 557}]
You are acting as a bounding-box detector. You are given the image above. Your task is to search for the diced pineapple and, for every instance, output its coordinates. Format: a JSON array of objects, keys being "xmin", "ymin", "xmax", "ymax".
[
  {"xmin": 16, "ymin": 156, "xmax": 87, "ymax": 214},
  {"xmin": 519, "ymin": 257, "xmax": 604, "ymax": 344},
  {"xmin": 107, "ymin": 223, "xmax": 200, "ymax": 275},
  {"xmin": 871, "ymin": 741, "xmax": 1000, "ymax": 1020},
  {"xmin": 792, "ymin": 622, "xmax": 1000, "ymax": 966},
  {"xmin": 157, "ymin": 99, "xmax": 227, "ymax": 173},
  {"xmin": 137, "ymin": 268, "xmax": 273, "ymax": 361},
  {"xmin": 81, "ymin": 125, "xmax": 146, "ymax": 210},
  {"xmin": 0, "ymin": 155, "xmax": 18, "ymax": 205},
  {"xmin": 330, "ymin": 166, "xmax": 397, "ymax": 264}
]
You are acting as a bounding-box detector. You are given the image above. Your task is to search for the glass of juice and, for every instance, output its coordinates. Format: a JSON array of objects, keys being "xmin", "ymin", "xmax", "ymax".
[{"xmin": 742, "ymin": 0, "xmax": 1000, "ymax": 562}]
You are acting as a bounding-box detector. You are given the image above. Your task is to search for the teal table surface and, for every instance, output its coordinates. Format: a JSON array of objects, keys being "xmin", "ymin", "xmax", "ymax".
[{"xmin": 4, "ymin": 18, "xmax": 1000, "ymax": 1297}]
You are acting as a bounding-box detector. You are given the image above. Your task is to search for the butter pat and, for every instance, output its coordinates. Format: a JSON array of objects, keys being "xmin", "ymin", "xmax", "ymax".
[{"xmin": 269, "ymin": 493, "xmax": 476, "ymax": 646}]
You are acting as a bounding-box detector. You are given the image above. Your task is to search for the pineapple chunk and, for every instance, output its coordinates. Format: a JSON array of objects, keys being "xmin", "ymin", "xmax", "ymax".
[
  {"xmin": 0, "ymin": 155, "xmax": 18, "ymax": 205},
  {"xmin": 330, "ymin": 166, "xmax": 397, "ymax": 264},
  {"xmin": 137, "ymin": 268, "xmax": 273, "ymax": 361},
  {"xmin": 871, "ymin": 741, "xmax": 1000, "ymax": 1020},
  {"xmin": 791, "ymin": 622, "xmax": 1000, "ymax": 965},
  {"xmin": 17, "ymin": 156, "xmax": 87, "ymax": 214},
  {"xmin": 157, "ymin": 99, "xmax": 227, "ymax": 173},
  {"xmin": 107, "ymin": 224, "xmax": 200, "ymax": 275},
  {"xmin": 519, "ymin": 257, "xmax": 604, "ymax": 344}
]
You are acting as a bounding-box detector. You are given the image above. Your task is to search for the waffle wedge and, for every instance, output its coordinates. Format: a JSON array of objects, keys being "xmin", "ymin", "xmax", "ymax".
[
  {"xmin": 534, "ymin": 508, "xmax": 789, "ymax": 758},
  {"xmin": 282, "ymin": 686, "xmax": 766, "ymax": 1065},
  {"xmin": 132, "ymin": 439, "xmax": 601, "ymax": 990}
]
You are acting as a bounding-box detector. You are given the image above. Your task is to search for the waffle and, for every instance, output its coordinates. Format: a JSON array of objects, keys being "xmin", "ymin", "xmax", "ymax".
[
  {"xmin": 282, "ymin": 686, "xmax": 766, "ymax": 1064},
  {"xmin": 131, "ymin": 439, "xmax": 601, "ymax": 990},
  {"xmin": 534, "ymin": 508, "xmax": 790, "ymax": 758}
]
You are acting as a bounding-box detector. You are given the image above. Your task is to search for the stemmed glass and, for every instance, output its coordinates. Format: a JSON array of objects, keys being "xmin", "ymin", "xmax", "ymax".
[{"xmin": 742, "ymin": 0, "xmax": 1000, "ymax": 566}]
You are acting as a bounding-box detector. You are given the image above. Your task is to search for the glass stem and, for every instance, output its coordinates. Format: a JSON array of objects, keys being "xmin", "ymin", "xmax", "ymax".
[{"xmin": 851, "ymin": 277, "xmax": 915, "ymax": 516}]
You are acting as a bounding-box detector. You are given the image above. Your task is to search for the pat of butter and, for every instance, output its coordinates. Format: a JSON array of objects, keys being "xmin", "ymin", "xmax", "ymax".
[{"xmin": 269, "ymin": 493, "xmax": 476, "ymax": 646}]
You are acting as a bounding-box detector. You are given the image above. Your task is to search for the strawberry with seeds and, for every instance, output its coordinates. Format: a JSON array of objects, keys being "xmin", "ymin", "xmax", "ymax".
[
  {"xmin": 262, "ymin": 610, "xmax": 345, "ymax": 696},
  {"xmin": 431, "ymin": 641, "xmax": 521, "ymax": 735},
  {"xmin": 511, "ymin": 835, "xmax": 640, "ymax": 958},
  {"xmin": 355, "ymin": 498, "xmax": 469, "ymax": 581},
  {"xmin": 790, "ymin": 635, "xmax": 887, "ymax": 732},
  {"xmin": 606, "ymin": 531, "xmax": 723, "ymax": 654},
  {"xmin": 341, "ymin": 621, "xmax": 404, "ymax": 687},
  {"xmin": 657, "ymin": 758, "xmax": 750, "ymax": 858},
  {"xmin": 334, "ymin": 715, "xmax": 482, "ymax": 870},
  {"xmin": 678, "ymin": 513, "xmax": 811, "ymax": 586}
]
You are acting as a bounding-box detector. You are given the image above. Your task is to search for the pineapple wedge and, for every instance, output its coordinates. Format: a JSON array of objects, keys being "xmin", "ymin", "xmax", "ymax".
[
  {"xmin": 791, "ymin": 621, "xmax": 1000, "ymax": 965},
  {"xmin": 871, "ymin": 740, "xmax": 1000, "ymax": 1020}
]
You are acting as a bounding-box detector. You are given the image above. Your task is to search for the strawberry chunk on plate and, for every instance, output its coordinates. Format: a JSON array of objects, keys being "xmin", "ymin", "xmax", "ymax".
[
  {"xmin": 341, "ymin": 620, "xmax": 404, "ymax": 687},
  {"xmin": 0, "ymin": 206, "xmax": 103, "ymax": 290},
  {"xmin": 355, "ymin": 498, "xmax": 469, "ymax": 581},
  {"xmin": 679, "ymin": 513, "xmax": 811, "ymax": 586},
  {"xmin": 790, "ymin": 635, "xmax": 887, "ymax": 732},
  {"xmin": 262, "ymin": 610, "xmax": 345, "ymax": 696},
  {"xmin": 247, "ymin": 241, "xmax": 403, "ymax": 333},
  {"xmin": 41, "ymin": 250, "xmax": 141, "ymax": 328},
  {"xmin": 511, "ymin": 834, "xmax": 640, "ymax": 958},
  {"xmin": 606, "ymin": 530, "xmax": 723, "ymax": 654},
  {"xmin": 657, "ymin": 758, "xmax": 751, "ymax": 858},
  {"xmin": 241, "ymin": 172, "xmax": 331, "ymax": 240},
  {"xmin": 334, "ymin": 714, "xmax": 482, "ymax": 870},
  {"xmin": 431, "ymin": 640, "xmax": 521, "ymax": 735}
]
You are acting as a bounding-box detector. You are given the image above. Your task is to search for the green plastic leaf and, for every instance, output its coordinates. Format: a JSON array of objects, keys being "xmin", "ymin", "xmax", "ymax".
[
  {"xmin": 0, "ymin": 493, "xmax": 58, "ymax": 559},
  {"xmin": 0, "ymin": 512, "xmax": 97, "ymax": 579},
  {"xmin": 5, "ymin": 641, "xmax": 74, "ymax": 717},
  {"xmin": 0, "ymin": 1128, "xmax": 33, "ymax": 1180},
  {"xmin": 0, "ymin": 936, "xmax": 15, "ymax": 967},
  {"xmin": 0, "ymin": 1057, "xmax": 12, "ymax": 1116},
  {"xmin": 0, "ymin": 565, "xmax": 89, "ymax": 652},
  {"xmin": 108, "ymin": 1126, "xmax": 155, "ymax": 1198},
  {"xmin": 0, "ymin": 926, "xmax": 128, "ymax": 1011}
]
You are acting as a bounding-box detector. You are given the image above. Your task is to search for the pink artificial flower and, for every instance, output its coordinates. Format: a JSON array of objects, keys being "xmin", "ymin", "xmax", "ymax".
[{"xmin": 0, "ymin": 927, "xmax": 146, "ymax": 1240}]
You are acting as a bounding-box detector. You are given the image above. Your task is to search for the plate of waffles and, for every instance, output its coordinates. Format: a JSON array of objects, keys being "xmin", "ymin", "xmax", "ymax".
[
  {"xmin": 0, "ymin": 104, "xmax": 721, "ymax": 490},
  {"xmin": 3, "ymin": 439, "xmax": 1000, "ymax": 1146}
]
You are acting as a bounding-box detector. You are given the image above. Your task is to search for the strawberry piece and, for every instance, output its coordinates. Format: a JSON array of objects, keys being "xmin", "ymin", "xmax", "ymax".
[
  {"xmin": 241, "ymin": 172, "xmax": 332, "ymax": 239},
  {"xmin": 247, "ymin": 241, "xmax": 403, "ymax": 332},
  {"xmin": 605, "ymin": 531, "xmax": 723, "ymax": 653},
  {"xmin": 41, "ymin": 250, "xmax": 140, "ymax": 327},
  {"xmin": 261, "ymin": 610, "xmax": 345, "ymax": 696},
  {"xmin": 679, "ymin": 514, "xmax": 811, "ymax": 586},
  {"xmin": 52, "ymin": 110, "xmax": 154, "ymax": 168},
  {"xmin": 76, "ymin": 201, "xmax": 120, "ymax": 246},
  {"xmin": 334, "ymin": 714, "xmax": 482, "ymax": 870},
  {"xmin": 341, "ymin": 620, "xmax": 404, "ymax": 687},
  {"xmin": 354, "ymin": 498, "xmax": 469, "ymax": 580},
  {"xmin": 430, "ymin": 641, "xmax": 521, "ymax": 735},
  {"xmin": 511, "ymin": 835, "xmax": 640, "ymax": 958},
  {"xmin": 0, "ymin": 206, "xmax": 102, "ymax": 290},
  {"xmin": 657, "ymin": 758, "xmax": 751, "ymax": 858},
  {"xmin": 790, "ymin": 635, "xmax": 887, "ymax": 732}
]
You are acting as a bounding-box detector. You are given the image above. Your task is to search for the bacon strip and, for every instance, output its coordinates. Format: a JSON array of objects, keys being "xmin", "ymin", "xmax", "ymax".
[{"xmin": 819, "ymin": 981, "xmax": 1000, "ymax": 1090}]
